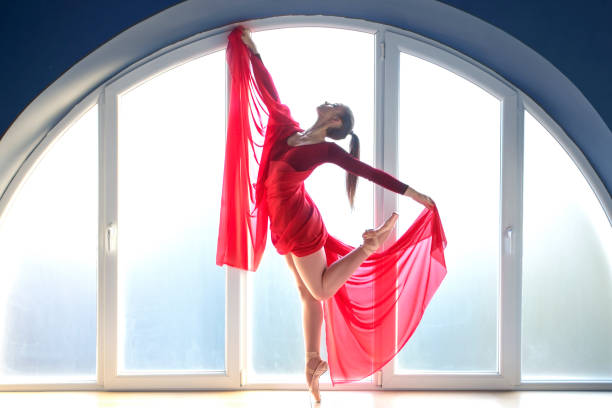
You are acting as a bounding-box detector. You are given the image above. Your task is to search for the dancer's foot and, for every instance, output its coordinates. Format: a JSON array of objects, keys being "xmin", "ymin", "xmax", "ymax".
[
  {"xmin": 305, "ymin": 351, "xmax": 328, "ymax": 404},
  {"xmin": 361, "ymin": 212, "xmax": 399, "ymax": 256}
]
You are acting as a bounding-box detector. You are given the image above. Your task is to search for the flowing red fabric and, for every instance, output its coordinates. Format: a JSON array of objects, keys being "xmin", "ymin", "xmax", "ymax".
[
  {"xmin": 217, "ymin": 26, "xmax": 448, "ymax": 385},
  {"xmin": 215, "ymin": 26, "xmax": 301, "ymax": 271}
]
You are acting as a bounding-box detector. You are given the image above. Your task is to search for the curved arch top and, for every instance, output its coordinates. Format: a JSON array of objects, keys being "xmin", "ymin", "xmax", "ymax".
[{"xmin": 0, "ymin": 0, "xmax": 610, "ymax": 207}]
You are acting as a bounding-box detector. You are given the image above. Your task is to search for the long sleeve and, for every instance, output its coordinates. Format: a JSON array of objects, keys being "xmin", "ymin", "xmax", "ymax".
[
  {"xmin": 250, "ymin": 52, "xmax": 280, "ymax": 102},
  {"xmin": 325, "ymin": 142, "xmax": 409, "ymax": 194},
  {"xmin": 247, "ymin": 49, "xmax": 301, "ymax": 135},
  {"xmin": 285, "ymin": 142, "xmax": 409, "ymax": 195}
]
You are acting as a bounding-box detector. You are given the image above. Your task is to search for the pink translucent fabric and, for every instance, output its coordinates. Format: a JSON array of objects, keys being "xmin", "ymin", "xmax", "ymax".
[{"xmin": 217, "ymin": 26, "xmax": 448, "ymax": 384}]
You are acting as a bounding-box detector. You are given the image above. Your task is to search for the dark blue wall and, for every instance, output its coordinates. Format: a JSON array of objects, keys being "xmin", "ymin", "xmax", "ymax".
[
  {"xmin": 1, "ymin": 0, "xmax": 610, "ymax": 142},
  {"xmin": 439, "ymin": 0, "xmax": 611, "ymax": 132},
  {"xmin": 0, "ymin": 0, "xmax": 183, "ymax": 139}
]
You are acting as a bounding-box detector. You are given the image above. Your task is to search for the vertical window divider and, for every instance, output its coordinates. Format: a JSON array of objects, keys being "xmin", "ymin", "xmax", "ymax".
[
  {"xmin": 499, "ymin": 91, "xmax": 524, "ymax": 387},
  {"xmin": 378, "ymin": 28, "xmax": 401, "ymax": 388},
  {"xmin": 101, "ymin": 84, "xmax": 119, "ymax": 389},
  {"xmin": 224, "ymin": 48, "xmax": 243, "ymax": 389},
  {"xmin": 226, "ymin": 265, "xmax": 242, "ymax": 387},
  {"xmin": 515, "ymin": 98, "xmax": 525, "ymax": 386},
  {"xmin": 374, "ymin": 29, "xmax": 389, "ymax": 226},
  {"xmin": 239, "ymin": 268, "xmax": 248, "ymax": 387},
  {"xmin": 97, "ymin": 90, "xmax": 107, "ymax": 388}
]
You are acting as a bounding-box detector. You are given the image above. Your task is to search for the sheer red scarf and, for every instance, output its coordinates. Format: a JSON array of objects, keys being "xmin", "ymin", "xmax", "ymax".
[
  {"xmin": 217, "ymin": 26, "xmax": 448, "ymax": 384},
  {"xmin": 216, "ymin": 27, "xmax": 300, "ymax": 271}
]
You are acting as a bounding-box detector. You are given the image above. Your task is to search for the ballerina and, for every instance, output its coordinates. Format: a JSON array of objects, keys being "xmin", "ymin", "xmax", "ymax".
[{"xmin": 217, "ymin": 26, "xmax": 447, "ymax": 404}]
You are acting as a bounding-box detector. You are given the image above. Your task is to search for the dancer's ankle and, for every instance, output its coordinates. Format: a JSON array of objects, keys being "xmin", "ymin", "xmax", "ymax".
[{"xmin": 306, "ymin": 351, "xmax": 320, "ymax": 364}]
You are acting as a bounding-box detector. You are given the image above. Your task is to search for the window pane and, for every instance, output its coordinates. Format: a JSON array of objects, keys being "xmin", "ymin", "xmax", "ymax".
[
  {"xmin": 396, "ymin": 53, "xmax": 501, "ymax": 372},
  {"xmin": 521, "ymin": 111, "xmax": 612, "ymax": 380},
  {"xmin": 247, "ymin": 28, "xmax": 374, "ymax": 381},
  {"xmin": 0, "ymin": 106, "xmax": 98, "ymax": 382},
  {"xmin": 117, "ymin": 51, "xmax": 226, "ymax": 372}
]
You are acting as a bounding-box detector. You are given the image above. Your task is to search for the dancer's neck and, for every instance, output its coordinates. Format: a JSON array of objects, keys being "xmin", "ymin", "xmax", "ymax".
[{"xmin": 289, "ymin": 127, "xmax": 327, "ymax": 146}]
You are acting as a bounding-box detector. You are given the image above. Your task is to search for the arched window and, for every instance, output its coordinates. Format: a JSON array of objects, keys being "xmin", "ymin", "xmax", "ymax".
[{"xmin": 0, "ymin": 18, "xmax": 610, "ymax": 391}]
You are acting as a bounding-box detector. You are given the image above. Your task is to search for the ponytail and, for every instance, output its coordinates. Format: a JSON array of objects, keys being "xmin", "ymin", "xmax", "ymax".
[
  {"xmin": 346, "ymin": 131, "xmax": 360, "ymax": 209},
  {"xmin": 325, "ymin": 104, "xmax": 358, "ymax": 209}
]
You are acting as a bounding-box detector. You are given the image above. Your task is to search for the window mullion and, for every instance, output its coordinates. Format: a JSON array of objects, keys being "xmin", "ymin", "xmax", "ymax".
[
  {"xmin": 499, "ymin": 92, "xmax": 523, "ymax": 387},
  {"xmin": 225, "ymin": 49, "xmax": 243, "ymax": 389},
  {"xmin": 374, "ymin": 32, "xmax": 386, "ymax": 228},
  {"xmin": 97, "ymin": 90, "xmax": 106, "ymax": 388},
  {"xmin": 101, "ymin": 85, "xmax": 119, "ymax": 390},
  {"xmin": 378, "ymin": 28, "xmax": 400, "ymax": 387}
]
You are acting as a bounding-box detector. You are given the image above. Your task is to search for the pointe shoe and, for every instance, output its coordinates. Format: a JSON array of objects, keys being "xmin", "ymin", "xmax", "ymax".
[
  {"xmin": 361, "ymin": 211, "xmax": 399, "ymax": 256},
  {"xmin": 305, "ymin": 351, "xmax": 328, "ymax": 404}
]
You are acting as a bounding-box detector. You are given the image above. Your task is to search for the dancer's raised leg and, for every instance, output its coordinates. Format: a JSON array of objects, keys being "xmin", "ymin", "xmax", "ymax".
[{"xmin": 291, "ymin": 211, "xmax": 398, "ymax": 302}]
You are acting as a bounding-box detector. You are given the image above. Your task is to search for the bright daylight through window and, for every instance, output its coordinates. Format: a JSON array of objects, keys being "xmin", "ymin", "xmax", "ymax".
[{"xmin": 0, "ymin": 24, "xmax": 610, "ymax": 389}]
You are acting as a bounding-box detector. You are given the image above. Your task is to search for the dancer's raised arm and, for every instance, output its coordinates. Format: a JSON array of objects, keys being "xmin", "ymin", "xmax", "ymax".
[{"xmin": 240, "ymin": 28, "xmax": 281, "ymax": 103}]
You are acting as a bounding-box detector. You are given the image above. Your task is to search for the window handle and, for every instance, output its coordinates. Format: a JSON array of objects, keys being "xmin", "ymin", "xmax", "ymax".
[
  {"xmin": 504, "ymin": 226, "xmax": 513, "ymax": 255},
  {"xmin": 106, "ymin": 223, "xmax": 116, "ymax": 254}
]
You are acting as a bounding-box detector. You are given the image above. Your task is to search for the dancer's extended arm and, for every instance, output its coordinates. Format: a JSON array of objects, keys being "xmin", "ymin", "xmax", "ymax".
[
  {"xmin": 324, "ymin": 142, "xmax": 409, "ymax": 194},
  {"xmin": 326, "ymin": 143, "xmax": 435, "ymax": 207},
  {"xmin": 285, "ymin": 141, "xmax": 435, "ymax": 207}
]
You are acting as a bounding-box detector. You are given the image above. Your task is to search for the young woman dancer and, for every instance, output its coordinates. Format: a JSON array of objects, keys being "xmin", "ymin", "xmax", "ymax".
[{"xmin": 217, "ymin": 26, "xmax": 447, "ymax": 403}]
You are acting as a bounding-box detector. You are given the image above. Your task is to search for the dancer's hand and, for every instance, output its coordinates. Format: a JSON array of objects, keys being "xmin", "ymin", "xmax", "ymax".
[
  {"xmin": 404, "ymin": 186, "xmax": 435, "ymax": 209},
  {"xmin": 240, "ymin": 27, "xmax": 258, "ymax": 54},
  {"xmin": 416, "ymin": 193, "xmax": 436, "ymax": 209}
]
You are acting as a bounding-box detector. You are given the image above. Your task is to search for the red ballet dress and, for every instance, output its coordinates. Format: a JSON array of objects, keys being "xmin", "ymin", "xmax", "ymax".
[
  {"xmin": 268, "ymin": 139, "xmax": 410, "ymax": 256},
  {"xmin": 217, "ymin": 26, "xmax": 448, "ymax": 385}
]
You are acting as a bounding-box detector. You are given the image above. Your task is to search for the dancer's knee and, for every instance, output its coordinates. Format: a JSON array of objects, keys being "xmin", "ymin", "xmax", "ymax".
[
  {"xmin": 291, "ymin": 249, "xmax": 329, "ymax": 301},
  {"xmin": 297, "ymin": 283, "xmax": 315, "ymax": 302},
  {"xmin": 298, "ymin": 281, "xmax": 331, "ymax": 303},
  {"xmin": 309, "ymin": 284, "xmax": 333, "ymax": 302},
  {"xmin": 294, "ymin": 279, "xmax": 328, "ymax": 302}
]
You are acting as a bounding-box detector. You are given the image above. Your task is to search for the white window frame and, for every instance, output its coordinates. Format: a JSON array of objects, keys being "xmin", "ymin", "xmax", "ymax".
[
  {"xmin": 0, "ymin": 95, "xmax": 102, "ymax": 393},
  {"xmin": 0, "ymin": 15, "xmax": 610, "ymax": 392},
  {"xmin": 517, "ymin": 97, "xmax": 612, "ymax": 391},
  {"xmin": 380, "ymin": 30, "xmax": 521, "ymax": 389},
  {"xmin": 101, "ymin": 32, "xmax": 239, "ymax": 390}
]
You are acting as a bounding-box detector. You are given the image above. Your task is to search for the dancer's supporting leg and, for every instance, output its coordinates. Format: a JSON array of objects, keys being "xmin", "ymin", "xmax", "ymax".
[
  {"xmin": 291, "ymin": 211, "xmax": 398, "ymax": 302},
  {"xmin": 286, "ymin": 253, "xmax": 326, "ymax": 403},
  {"xmin": 285, "ymin": 254, "xmax": 323, "ymax": 356}
]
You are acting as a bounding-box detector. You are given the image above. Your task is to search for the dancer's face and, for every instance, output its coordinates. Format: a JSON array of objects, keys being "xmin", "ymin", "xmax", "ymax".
[{"xmin": 316, "ymin": 101, "xmax": 344, "ymax": 128}]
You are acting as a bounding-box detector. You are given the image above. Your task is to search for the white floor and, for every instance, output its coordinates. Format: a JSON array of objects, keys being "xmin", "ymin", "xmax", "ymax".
[{"xmin": 1, "ymin": 390, "xmax": 612, "ymax": 408}]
